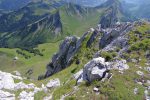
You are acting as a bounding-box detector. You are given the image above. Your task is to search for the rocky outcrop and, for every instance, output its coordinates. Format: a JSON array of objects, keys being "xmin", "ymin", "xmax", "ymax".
[
  {"xmin": 75, "ymin": 57, "xmax": 110, "ymax": 83},
  {"xmin": 100, "ymin": 22, "xmax": 133, "ymax": 49},
  {"xmin": 83, "ymin": 57, "xmax": 109, "ymax": 82},
  {"xmin": 44, "ymin": 29, "xmax": 101, "ymax": 78},
  {"xmin": 0, "ymin": 90, "xmax": 15, "ymax": 100},
  {"xmin": 15, "ymin": 82, "xmax": 35, "ymax": 90},
  {"xmin": 76, "ymin": 57, "xmax": 129, "ymax": 84},
  {"xmin": 86, "ymin": 30, "xmax": 99, "ymax": 47},
  {"xmin": 46, "ymin": 78, "xmax": 60, "ymax": 88},
  {"xmin": 45, "ymin": 30, "xmax": 99, "ymax": 78},
  {"xmin": 0, "ymin": 71, "xmax": 23, "ymax": 90},
  {"xmin": 0, "ymin": 70, "xmax": 62, "ymax": 99},
  {"xmin": 18, "ymin": 91, "xmax": 34, "ymax": 100},
  {"xmin": 45, "ymin": 36, "xmax": 79, "ymax": 78}
]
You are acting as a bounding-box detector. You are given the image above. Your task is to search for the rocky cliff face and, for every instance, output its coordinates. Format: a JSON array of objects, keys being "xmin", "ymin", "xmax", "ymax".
[
  {"xmin": 99, "ymin": 22, "xmax": 133, "ymax": 49},
  {"xmin": 98, "ymin": 0, "xmax": 131, "ymax": 29},
  {"xmin": 44, "ymin": 29, "xmax": 100, "ymax": 78}
]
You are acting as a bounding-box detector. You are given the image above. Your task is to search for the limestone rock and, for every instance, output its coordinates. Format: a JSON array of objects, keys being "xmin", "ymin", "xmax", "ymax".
[
  {"xmin": 83, "ymin": 57, "xmax": 108, "ymax": 82},
  {"xmin": 46, "ymin": 78, "xmax": 60, "ymax": 88},
  {"xmin": 76, "ymin": 58, "xmax": 129, "ymax": 83},
  {"xmin": 136, "ymin": 71, "xmax": 144, "ymax": 76},
  {"xmin": 18, "ymin": 91, "xmax": 34, "ymax": 100},
  {"xmin": 134, "ymin": 88, "xmax": 138, "ymax": 94},
  {"xmin": 144, "ymin": 90, "xmax": 150, "ymax": 100},
  {"xmin": 15, "ymin": 82, "xmax": 28, "ymax": 90},
  {"xmin": 34, "ymin": 87, "xmax": 42, "ymax": 94},
  {"xmin": 0, "ymin": 71, "xmax": 15, "ymax": 90},
  {"xmin": 0, "ymin": 90, "xmax": 15, "ymax": 100},
  {"xmin": 73, "ymin": 69, "xmax": 83, "ymax": 79},
  {"xmin": 13, "ymin": 71, "xmax": 21, "ymax": 76},
  {"xmin": 112, "ymin": 60, "xmax": 129, "ymax": 71}
]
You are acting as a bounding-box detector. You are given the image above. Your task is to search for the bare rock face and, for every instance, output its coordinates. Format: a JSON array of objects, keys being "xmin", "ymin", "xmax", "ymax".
[
  {"xmin": 44, "ymin": 30, "xmax": 98, "ymax": 78},
  {"xmin": 100, "ymin": 22, "xmax": 133, "ymax": 49},
  {"xmin": 0, "ymin": 71, "xmax": 16, "ymax": 90},
  {"xmin": 18, "ymin": 91, "xmax": 34, "ymax": 100},
  {"xmin": 0, "ymin": 90, "xmax": 15, "ymax": 100},
  {"xmin": 86, "ymin": 30, "xmax": 99, "ymax": 48},
  {"xmin": 45, "ymin": 36, "xmax": 79, "ymax": 78}
]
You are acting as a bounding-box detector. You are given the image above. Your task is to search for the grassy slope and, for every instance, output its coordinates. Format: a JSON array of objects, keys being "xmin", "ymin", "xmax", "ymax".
[
  {"xmin": 0, "ymin": 41, "xmax": 60, "ymax": 79},
  {"xmin": 60, "ymin": 7, "xmax": 101, "ymax": 36}
]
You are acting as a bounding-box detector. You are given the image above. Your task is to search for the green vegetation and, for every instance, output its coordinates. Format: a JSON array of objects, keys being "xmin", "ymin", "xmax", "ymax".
[
  {"xmin": 0, "ymin": 42, "xmax": 60, "ymax": 79},
  {"xmin": 34, "ymin": 91, "xmax": 47, "ymax": 100},
  {"xmin": 129, "ymin": 39, "xmax": 150, "ymax": 51},
  {"xmin": 100, "ymin": 51, "xmax": 117, "ymax": 61},
  {"xmin": 60, "ymin": 5, "xmax": 101, "ymax": 36}
]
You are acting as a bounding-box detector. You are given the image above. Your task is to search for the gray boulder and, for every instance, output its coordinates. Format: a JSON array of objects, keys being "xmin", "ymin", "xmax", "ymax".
[
  {"xmin": 76, "ymin": 57, "xmax": 129, "ymax": 83},
  {"xmin": 83, "ymin": 57, "xmax": 109, "ymax": 82}
]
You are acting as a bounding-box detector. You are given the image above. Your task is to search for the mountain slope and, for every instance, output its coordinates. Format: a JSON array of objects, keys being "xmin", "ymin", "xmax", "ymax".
[
  {"xmin": 42, "ymin": 20, "xmax": 150, "ymax": 99},
  {"xmin": 0, "ymin": 0, "xmax": 139, "ymax": 49},
  {"xmin": 0, "ymin": 1, "xmax": 103, "ymax": 48},
  {"xmin": 98, "ymin": 0, "xmax": 132, "ymax": 28},
  {"xmin": 0, "ymin": 0, "xmax": 31, "ymax": 11},
  {"xmin": 0, "ymin": 1, "xmax": 65, "ymax": 48},
  {"xmin": 63, "ymin": 0, "xmax": 107, "ymax": 7},
  {"xmin": 60, "ymin": 3, "xmax": 101, "ymax": 36},
  {"xmin": 122, "ymin": 0, "xmax": 150, "ymax": 19}
]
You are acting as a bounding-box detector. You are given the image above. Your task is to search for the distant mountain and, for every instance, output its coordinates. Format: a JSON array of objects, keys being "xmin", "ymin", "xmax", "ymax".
[
  {"xmin": 1, "ymin": 0, "xmax": 149, "ymax": 48},
  {"xmin": 122, "ymin": 0, "xmax": 150, "ymax": 19},
  {"xmin": 0, "ymin": 0, "xmax": 65, "ymax": 48},
  {"xmin": 97, "ymin": 0, "xmax": 132, "ymax": 28},
  {"xmin": 63, "ymin": 0, "xmax": 107, "ymax": 7},
  {"xmin": 0, "ymin": 0, "xmax": 31, "ymax": 11},
  {"xmin": 0, "ymin": 1, "xmax": 101, "ymax": 48}
]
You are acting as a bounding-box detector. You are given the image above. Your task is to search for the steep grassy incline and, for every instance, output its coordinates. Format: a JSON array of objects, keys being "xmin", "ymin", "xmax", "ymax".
[{"xmin": 60, "ymin": 3, "xmax": 102, "ymax": 36}]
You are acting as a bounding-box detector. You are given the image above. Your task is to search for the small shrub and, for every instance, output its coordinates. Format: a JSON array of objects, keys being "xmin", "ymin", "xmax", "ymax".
[
  {"xmin": 100, "ymin": 51, "xmax": 113, "ymax": 62},
  {"xmin": 38, "ymin": 74, "xmax": 45, "ymax": 80}
]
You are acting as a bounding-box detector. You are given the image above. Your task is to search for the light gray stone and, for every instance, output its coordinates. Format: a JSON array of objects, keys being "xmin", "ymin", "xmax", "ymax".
[
  {"xmin": 18, "ymin": 91, "xmax": 34, "ymax": 100},
  {"xmin": 112, "ymin": 60, "xmax": 129, "ymax": 71},
  {"xmin": 83, "ymin": 57, "xmax": 108, "ymax": 82},
  {"xmin": 15, "ymin": 82, "xmax": 28, "ymax": 90},
  {"xmin": 0, "ymin": 90, "xmax": 15, "ymax": 100},
  {"xmin": 134, "ymin": 88, "xmax": 138, "ymax": 94},
  {"xmin": 0, "ymin": 71, "xmax": 15, "ymax": 90},
  {"xmin": 136, "ymin": 71, "xmax": 144, "ymax": 76},
  {"xmin": 46, "ymin": 78, "xmax": 60, "ymax": 88}
]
